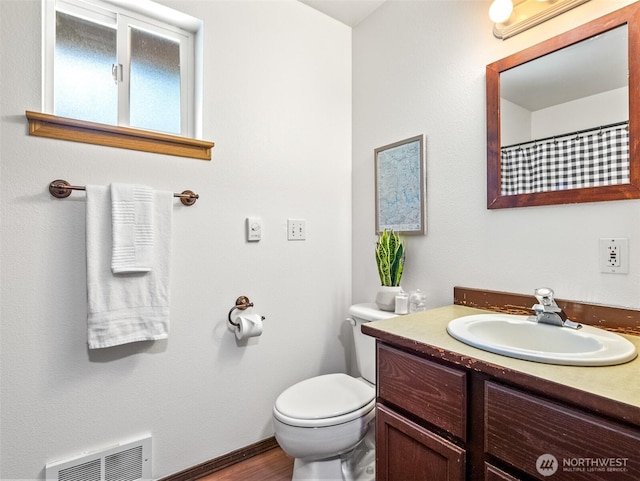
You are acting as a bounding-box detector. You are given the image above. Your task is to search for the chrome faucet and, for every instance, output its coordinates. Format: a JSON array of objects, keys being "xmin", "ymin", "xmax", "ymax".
[{"xmin": 531, "ymin": 288, "xmax": 582, "ymax": 329}]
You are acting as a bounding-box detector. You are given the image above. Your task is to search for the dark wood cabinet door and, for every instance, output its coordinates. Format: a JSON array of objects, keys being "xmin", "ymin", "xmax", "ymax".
[
  {"xmin": 376, "ymin": 403, "xmax": 465, "ymax": 481},
  {"xmin": 485, "ymin": 382, "xmax": 640, "ymax": 481}
]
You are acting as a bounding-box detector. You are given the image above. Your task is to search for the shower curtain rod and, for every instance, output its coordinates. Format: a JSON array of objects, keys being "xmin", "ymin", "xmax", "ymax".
[{"xmin": 501, "ymin": 120, "xmax": 629, "ymax": 150}]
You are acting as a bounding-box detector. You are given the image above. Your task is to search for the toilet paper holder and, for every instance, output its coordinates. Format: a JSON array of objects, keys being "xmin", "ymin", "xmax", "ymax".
[{"xmin": 228, "ymin": 296, "xmax": 264, "ymax": 327}]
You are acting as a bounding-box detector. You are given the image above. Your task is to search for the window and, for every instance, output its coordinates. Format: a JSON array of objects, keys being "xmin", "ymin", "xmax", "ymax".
[{"xmin": 42, "ymin": 0, "xmax": 205, "ymax": 141}]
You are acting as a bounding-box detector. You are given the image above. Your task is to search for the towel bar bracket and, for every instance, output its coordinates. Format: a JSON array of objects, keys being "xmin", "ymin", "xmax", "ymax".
[
  {"xmin": 48, "ymin": 179, "xmax": 199, "ymax": 206},
  {"xmin": 179, "ymin": 190, "xmax": 198, "ymax": 206},
  {"xmin": 49, "ymin": 179, "xmax": 73, "ymax": 199}
]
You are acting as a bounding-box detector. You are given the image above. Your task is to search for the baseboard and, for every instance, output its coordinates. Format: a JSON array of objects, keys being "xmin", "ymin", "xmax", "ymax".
[{"xmin": 159, "ymin": 436, "xmax": 280, "ymax": 481}]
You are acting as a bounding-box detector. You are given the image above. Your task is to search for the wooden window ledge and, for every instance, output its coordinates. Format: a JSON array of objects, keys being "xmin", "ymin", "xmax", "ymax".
[{"xmin": 26, "ymin": 111, "xmax": 214, "ymax": 160}]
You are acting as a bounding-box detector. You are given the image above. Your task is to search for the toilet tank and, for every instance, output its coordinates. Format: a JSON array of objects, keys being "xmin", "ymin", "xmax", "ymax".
[{"xmin": 348, "ymin": 303, "xmax": 397, "ymax": 384}]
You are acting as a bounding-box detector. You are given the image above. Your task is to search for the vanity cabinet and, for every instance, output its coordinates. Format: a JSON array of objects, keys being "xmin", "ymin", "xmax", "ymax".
[{"xmin": 375, "ymin": 342, "xmax": 640, "ymax": 481}]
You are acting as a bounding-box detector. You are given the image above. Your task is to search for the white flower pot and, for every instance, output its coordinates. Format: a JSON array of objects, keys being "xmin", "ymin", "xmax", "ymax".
[{"xmin": 375, "ymin": 286, "xmax": 403, "ymax": 312}]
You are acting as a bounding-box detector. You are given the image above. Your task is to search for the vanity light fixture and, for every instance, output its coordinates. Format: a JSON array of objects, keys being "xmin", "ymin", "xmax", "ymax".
[{"xmin": 490, "ymin": 0, "xmax": 591, "ymax": 39}]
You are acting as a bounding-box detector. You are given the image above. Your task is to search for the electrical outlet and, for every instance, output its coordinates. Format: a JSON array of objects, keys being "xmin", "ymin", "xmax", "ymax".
[
  {"xmin": 287, "ymin": 219, "xmax": 306, "ymax": 240},
  {"xmin": 599, "ymin": 238, "xmax": 628, "ymax": 274},
  {"xmin": 607, "ymin": 243, "xmax": 621, "ymax": 267}
]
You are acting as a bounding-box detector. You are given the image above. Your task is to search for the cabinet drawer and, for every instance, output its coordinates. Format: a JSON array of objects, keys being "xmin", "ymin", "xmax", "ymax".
[
  {"xmin": 485, "ymin": 464, "xmax": 522, "ymax": 481},
  {"xmin": 377, "ymin": 343, "xmax": 467, "ymax": 440},
  {"xmin": 485, "ymin": 382, "xmax": 640, "ymax": 480}
]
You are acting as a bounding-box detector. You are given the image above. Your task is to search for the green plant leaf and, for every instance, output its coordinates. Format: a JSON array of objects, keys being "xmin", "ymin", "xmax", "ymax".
[{"xmin": 375, "ymin": 229, "xmax": 405, "ymax": 287}]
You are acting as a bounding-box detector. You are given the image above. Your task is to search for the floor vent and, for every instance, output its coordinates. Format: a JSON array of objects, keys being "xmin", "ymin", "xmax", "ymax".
[{"xmin": 45, "ymin": 436, "xmax": 152, "ymax": 481}]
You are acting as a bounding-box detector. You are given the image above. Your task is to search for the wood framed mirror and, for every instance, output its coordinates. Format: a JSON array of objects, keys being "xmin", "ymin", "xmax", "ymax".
[{"xmin": 486, "ymin": 3, "xmax": 640, "ymax": 209}]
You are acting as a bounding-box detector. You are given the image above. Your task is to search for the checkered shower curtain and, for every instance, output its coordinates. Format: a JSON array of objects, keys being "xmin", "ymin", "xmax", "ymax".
[{"xmin": 501, "ymin": 126, "xmax": 629, "ymax": 195}]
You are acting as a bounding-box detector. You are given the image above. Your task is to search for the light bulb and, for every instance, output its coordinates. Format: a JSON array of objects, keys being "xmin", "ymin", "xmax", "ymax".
[{"xmin": 489, "ymin": 0, "xmax": 513, "ymax": 23}]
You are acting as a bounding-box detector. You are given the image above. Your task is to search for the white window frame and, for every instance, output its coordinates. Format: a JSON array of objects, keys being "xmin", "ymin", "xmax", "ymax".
[{"xmin": 42, "ymin": 0, "xmax": 204, "ymax": 139}]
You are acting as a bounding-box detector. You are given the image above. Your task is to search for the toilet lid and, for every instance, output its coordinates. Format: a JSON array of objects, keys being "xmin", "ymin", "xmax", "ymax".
[{"xmin": 274, "ymin": 373, "xmax": 375, "ymax": 424}]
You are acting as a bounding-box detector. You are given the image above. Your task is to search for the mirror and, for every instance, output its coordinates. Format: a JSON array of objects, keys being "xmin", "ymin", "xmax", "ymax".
[{"xmin": 486, "ymin": 3, "xmax": 640, "ymax": 209}]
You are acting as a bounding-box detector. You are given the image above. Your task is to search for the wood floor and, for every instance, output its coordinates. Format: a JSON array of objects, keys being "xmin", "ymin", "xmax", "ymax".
[{"xmin": 197, "ymin": 446, "xmax": 294, "ymax": 481}]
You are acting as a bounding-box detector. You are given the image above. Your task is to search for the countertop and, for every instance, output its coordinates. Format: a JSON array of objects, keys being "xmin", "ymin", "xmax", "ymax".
[{"xmin": 362, "ymin": 304, "xmax": 640, "ymax": 423}]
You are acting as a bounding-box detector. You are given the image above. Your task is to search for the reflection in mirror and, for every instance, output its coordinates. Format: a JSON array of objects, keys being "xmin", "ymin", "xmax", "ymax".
[
  {"xmin": 486, "ymin": 3, "xmax": 640, "ymax": 209},
  {"xmin": 500, "ymin": 25, "xmax": 628, "ymax": 196},
  {"xmin": 501, "ymin": 25, "xmax": 627, "ymax": 147}
]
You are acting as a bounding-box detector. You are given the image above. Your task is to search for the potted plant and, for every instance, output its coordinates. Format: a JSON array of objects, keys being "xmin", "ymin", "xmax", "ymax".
[{"xmin": 375, "ymin": 229, "xmax": 405, "ymax": 311}]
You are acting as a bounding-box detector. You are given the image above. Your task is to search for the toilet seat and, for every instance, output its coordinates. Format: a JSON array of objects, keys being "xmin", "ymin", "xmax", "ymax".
[{"xmin": 273, "ymin": 373, "xmax": 375, "ymax": 428}]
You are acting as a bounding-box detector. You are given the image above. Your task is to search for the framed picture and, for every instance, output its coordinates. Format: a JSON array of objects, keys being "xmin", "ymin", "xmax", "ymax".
[{"xmin": 375, "ymin": 134, "xmax": 426, "ymax": 235}]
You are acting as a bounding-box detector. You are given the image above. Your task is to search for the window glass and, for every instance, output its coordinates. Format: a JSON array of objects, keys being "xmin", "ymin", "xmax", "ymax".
[
  {"xmin": 47, "ymin": 0, "xmax": 202, "ymax": 137},
  {"xmin": 129, "ymin": 27, "xmax": 181, "ymax": 134},
  {"xmin": 55, "ymin": 11, "xmax": 117, "ymax": 124}
]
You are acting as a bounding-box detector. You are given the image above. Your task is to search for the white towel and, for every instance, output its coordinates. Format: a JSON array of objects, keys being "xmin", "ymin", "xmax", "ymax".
[
  {"xmin": 86, "ymin": 185, "xmax": 173, "ymax": 349},
  {"xmin": 111, "ymin": 183, "xmax": 154, "ymax": 274}
]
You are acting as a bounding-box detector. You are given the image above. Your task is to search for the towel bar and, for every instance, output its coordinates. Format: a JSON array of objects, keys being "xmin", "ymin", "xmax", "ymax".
[{"xmin": 49, "ymin": 179, "xmax": 199, "ymax": 206}]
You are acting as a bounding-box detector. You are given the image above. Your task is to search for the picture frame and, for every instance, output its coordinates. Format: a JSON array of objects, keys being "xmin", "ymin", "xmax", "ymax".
[{"xmin": 374, "ymin": 134, "xmax": 426, "ymax": 235}]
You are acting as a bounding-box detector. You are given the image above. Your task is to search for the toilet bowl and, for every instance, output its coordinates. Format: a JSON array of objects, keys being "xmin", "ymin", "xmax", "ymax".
[{"xmin": 272, "ymin": 304, "xmax": 396, "ymax": 481}]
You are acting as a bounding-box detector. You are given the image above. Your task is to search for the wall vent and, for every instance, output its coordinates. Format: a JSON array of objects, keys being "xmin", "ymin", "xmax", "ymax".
[{"xmin": 45, "ymin": 435, "xmax": 152, "ymax": 481}]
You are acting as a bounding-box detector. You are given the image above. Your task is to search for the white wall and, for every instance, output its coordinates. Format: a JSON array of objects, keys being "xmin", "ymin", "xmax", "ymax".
[
  {"xmin": 352, "ymin": 0, "xmax": 640, "ymax": 310},
  {"xmin": 502, "ymin": 87, "xmax": 628, "ymax": 145},
  {"xmin": 501, "ymin": 98, "xmax": 532, "ymax": 146},
  {"xmin": 0, "ymin": 0, "xmax": 351, "ymax": 478},
  {"xmin": 532, "ymin": 87, "xmax": 628, "ymax": 138}
]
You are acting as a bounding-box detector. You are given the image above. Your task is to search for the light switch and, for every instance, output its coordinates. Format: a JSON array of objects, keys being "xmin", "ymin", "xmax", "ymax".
[
  {"xmin": 287, "ymin": 219, "xmax": 306, "ymax": 240},
  {"xmin": 246, "ymin": 217, "xmax": 262, "ymax": 242}
]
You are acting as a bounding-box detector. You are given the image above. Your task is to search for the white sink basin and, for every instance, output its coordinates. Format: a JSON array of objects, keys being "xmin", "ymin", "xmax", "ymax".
[{"xmin": 446, "ymin": 313, "xmax": 637, "ymax": 366}]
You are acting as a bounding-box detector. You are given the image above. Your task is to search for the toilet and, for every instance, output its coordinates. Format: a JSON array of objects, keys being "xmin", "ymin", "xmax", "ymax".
[{"xmin": 272, "ymin": 303, "xmax": 396, "ymax": 481}]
